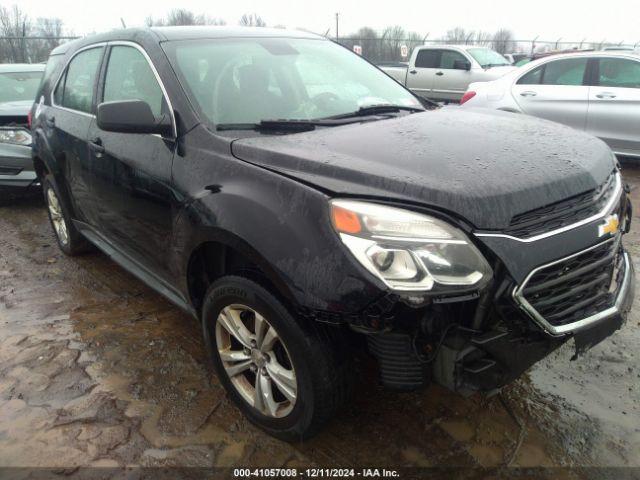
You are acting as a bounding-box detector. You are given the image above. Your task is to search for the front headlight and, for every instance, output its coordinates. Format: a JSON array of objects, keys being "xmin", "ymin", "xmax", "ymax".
[
  {"xmin": 0, "ymin": 128, "xmax": 32, "ymax": 146},
  {"xmin": 330, "ymin": 200, "xmax": 492, "ymax": 292}
]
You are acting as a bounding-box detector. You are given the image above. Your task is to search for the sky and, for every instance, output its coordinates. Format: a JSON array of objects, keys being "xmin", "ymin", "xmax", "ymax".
[{"xmin": 8, "ymin": 0, "xmax": 640, "ymax": 45}]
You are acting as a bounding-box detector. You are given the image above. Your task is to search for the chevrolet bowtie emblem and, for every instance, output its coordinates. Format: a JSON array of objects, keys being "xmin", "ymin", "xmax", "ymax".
[{"xmin": 598, "ymin": 214, "xmax": 620, "ymax": 237}]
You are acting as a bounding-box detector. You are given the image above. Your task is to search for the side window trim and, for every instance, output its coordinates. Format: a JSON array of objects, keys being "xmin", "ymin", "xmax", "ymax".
[
  {"xmin": 50, "ymin": 43, "xmax": 107, "ymax": 117},
  {"xmin": 103, "ymin": 41, "xmax": 177, "ymax": 139}
]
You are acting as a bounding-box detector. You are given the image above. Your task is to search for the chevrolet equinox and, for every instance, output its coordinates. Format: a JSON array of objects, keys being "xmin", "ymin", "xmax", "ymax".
[{"xmin": 31, "ymin": 27, "xmax": 635, "ymax": 440}]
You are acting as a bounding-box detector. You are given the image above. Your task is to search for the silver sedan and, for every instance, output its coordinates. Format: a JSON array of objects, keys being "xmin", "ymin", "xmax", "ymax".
[{"xmin": 460, "ymin": 51, "xmax": 640, "ymax": 159}]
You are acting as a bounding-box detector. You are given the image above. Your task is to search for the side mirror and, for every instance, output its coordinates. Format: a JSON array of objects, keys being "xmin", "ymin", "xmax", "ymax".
[
  {"xmin": 454, "ymin": 60, "xmax": 471, "ymax": 71},
  {"xmin": 97, "ymin": 100, "xmax": 172, "ymax": 136}
]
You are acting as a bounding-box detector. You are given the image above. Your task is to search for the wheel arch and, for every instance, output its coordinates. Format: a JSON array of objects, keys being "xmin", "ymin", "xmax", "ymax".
[{"xmin": 185, "ymin": 229, "xmax": 297, "ymax": 315}]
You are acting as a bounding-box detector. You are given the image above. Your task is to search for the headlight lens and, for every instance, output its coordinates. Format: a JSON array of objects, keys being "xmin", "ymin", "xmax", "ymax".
[
  {"xmin": 331, "ymin": 200, "xmax": 492, "ymax": 292},
  {"xmin": 0, "ymin": 128, "xmax": 32, "ymax": 146}
]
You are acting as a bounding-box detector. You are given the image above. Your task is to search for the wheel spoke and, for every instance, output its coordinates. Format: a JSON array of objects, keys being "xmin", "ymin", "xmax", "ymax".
[
  {"xmin": 219, "ymin": 349, "xmax": 250, "ymax": 363},
  {"xmin": 266, "ymin": 360, "xmax": 296, "ymax": 402},
  {"xmin": 254, "ymin": 313, "xmax": 268, "ymax": 350},
  {"xmin": 260, "ymin": 326, "xmax": 278, "ymax": 353},
  {"xmin": 254, "ymin": 372, "xmax": 279, "ymax": 416},
  {"xmin": 219, "ymin": 307, "xmax": 254, "ymax": 348},
  {"xmin": 224, "ymin": 359, "xmax": 253, "ymax": 378}
]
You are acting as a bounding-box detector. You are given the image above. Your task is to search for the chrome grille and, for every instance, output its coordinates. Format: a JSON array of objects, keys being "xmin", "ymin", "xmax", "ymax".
[
  {"xmin": 516, "ymin": 237, "xmax": 625, "ymax": 332},
  {"xmin": 505, "ymin": 172, "xmax": 618, "ymax": 238}
]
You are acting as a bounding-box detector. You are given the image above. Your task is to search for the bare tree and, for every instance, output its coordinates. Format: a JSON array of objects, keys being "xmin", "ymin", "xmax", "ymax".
[
  {"xmin": 146, "ymin": 9, "xmax": 226, "ymax": 27},
  {"xmin": 32, "ymin": 17, "xmax": 64, "ymax": 61},
  {"xmin": 442, "ymin": 27, "xmax": 469, "ymax": 45},
  {"xmin": 492, "ymin": 28, "xmax": 515, "ymax": 54},
  {"xmin": 239, "ymin": 13, "xmax": 266, "ymax": 27},
  {"xmin": 0, "ymin": 5, "xmax": 31, "ymax": 62}
]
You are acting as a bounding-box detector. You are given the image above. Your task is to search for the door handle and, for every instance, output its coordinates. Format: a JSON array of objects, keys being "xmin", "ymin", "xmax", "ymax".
[
  {"xmin": 409, "ymin": 69, "xmax": 417, "ymax": 74},
  {"xmin": 435, "ymin": 71, "xmax": 444, "ymax": 76},
  {"xmin": 596, "ymin": 92, "xmax": 617, "ymax": 99},
  {"xmin": 89, "ymin": 138, "xmax": 105, "ymax": 155},
  {"xmin": 45, "ymin": 116, "xmax": 55, "ymax": 127},
  {"xmin": 520, "ymin": 91, "xmax": 537, "ymax": 97}
]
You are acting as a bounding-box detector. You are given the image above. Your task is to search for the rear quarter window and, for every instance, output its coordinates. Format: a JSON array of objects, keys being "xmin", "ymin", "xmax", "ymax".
[{"xmin": 517, "ymin": 65, "xmax": 543, "ymax": 85}]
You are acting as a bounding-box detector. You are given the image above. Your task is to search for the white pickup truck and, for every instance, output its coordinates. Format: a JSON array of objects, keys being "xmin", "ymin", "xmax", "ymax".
[{"xmin": 380, "ymin": 45, "xmax": 517, "ymax": 102}]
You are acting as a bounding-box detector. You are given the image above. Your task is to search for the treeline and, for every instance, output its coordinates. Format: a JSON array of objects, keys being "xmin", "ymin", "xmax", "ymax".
[{"xmin": 341, "ymin": 26, "xmax": 517, "ymax": 61}]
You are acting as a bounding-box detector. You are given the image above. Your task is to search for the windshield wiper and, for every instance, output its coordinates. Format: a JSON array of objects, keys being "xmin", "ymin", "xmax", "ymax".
[
  {"xmin": 216, "ymin": 117, "xmax": 379, "ymax": 132},
  {"xmin": 328, "ymin": 104, "xmax": 424, "ymax": 120}
]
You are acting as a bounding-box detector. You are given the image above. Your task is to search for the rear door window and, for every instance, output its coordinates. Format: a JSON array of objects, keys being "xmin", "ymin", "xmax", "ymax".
[
  {"xmin": 517, "ymin": 58, "xmax": 588, "ymax": 86},
  {"xmin": 597, "ymin": 58, "xmax": 640, "ymax": 88},
  {"xmin": 54, "ymin": 47, "xmax": 103, "ymax": 113},
  {"xmin": 541, "ymin": 58, "xmax": 588, "ymax": 86}
]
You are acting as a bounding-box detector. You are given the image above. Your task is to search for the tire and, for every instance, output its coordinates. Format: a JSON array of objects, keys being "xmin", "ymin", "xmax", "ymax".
[
  {"xmin": 42, "ymin": 174, "xmax": 90, "ymax": 256},
  {"xmin": 202, "ymin": 275, "xmax": 352, "ymax": 441}
]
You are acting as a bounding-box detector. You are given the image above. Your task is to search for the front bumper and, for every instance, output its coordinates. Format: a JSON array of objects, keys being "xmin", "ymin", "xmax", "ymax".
[{"xmin": 0, "ymin": 142, "xmax": 37, "ymax": 190}]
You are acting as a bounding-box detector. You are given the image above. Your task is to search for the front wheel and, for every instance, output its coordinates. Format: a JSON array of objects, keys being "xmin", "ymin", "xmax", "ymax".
[{"xmin": 202, "ymin": 275, "xmax": 352, "ymax": 441}]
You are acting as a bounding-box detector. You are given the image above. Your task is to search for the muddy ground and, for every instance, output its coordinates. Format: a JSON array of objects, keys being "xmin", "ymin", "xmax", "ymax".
[{"xmin": 0, "ymin": 165, "xmax": 639, "ymax": 478}]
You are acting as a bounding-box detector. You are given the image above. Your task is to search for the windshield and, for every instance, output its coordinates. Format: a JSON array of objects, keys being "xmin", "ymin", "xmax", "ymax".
[
  {"xmin": 0, "ymin": 71, "xmax": 43, "ymax": 103},
  {"xmin": 163, "ymin": 37, "xmax": 422, "ymax": 126},
  {"xmin": 467, "ymin": 48, "xmax": 510, "ymax": 68}
]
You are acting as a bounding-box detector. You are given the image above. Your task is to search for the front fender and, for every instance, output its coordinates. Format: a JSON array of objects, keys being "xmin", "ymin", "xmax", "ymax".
[{"xmin": 171, "ymin": 133, "xmax": 386, "ymax": 314}]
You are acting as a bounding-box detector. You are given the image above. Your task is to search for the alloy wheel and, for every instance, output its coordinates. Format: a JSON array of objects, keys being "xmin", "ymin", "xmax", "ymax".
[
  {"xmin": 46, "ymin": 187, "xmax": 69, "ymax": 246},
  {"xmin": 215, "ymin": 304, "xmax": 297, "ymax": 418}
]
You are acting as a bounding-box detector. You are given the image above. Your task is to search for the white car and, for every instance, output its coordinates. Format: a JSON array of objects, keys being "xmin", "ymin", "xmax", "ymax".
[{"xmin": 460, "ymin": 51, "xmax": 640, "ymax": 158}]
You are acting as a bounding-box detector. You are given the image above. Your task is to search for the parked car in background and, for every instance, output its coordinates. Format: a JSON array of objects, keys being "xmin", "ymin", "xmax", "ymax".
[
  {"xmin": 32, "ymin": 27, "xmax": 634, "ymax": 440},
  {"xmin": 380, "ymin": 45, "xmax": 516, "ymax": 102},
  {"xmin": 0, "ymin": 63, "xmax": 45, "ymax": 198},
  {"xmin": 504, "ymin": 52, "xmax": 529, "ymax": 65},
  {"xmin": 603, "ymin": 46, "xmax": 638, "ymax": 52},
  {"xmin": 513, "ymin": 49, "xmax": 594, "ymax": 67},
  {"xmin": 460, "ymin": 51, "xmax": 640, "ymax": 158}
]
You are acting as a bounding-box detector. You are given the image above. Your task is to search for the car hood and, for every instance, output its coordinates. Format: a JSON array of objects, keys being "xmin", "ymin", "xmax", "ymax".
[
  {"xmin": 230, "ymin": 107, "xmax": 615, "ymax": 230},
  {"xmin": 0, "ymin": 100, "xmax": 32, "ymax": 117}
]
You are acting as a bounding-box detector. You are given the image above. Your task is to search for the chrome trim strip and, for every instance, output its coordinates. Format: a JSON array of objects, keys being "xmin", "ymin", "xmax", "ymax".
[
  {"xmin": 512, "ymin": 237, "xmax": 630, "ymax": 336},
  {"xmin": 50, "ymin": 40, "xmax": 177, "ymax": 139},
  {"xmin": 475, "ymin": 172, "xmax": 622, "ymax": 243}
]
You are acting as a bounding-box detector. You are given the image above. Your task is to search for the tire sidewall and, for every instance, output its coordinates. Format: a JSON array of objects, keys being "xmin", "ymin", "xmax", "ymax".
[{"xmin": 202, "ymin": 277, "xmax": 318, "ymax": 437}]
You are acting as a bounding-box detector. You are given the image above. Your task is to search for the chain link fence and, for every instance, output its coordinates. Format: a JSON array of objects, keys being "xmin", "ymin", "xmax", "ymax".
[
  {"xmin": 0, "ymin": 36, "xmax": 79, "ymax": 63},
  {"xmin": 337, "ymin": 38, "xmax": 640, "ymax": 64}
]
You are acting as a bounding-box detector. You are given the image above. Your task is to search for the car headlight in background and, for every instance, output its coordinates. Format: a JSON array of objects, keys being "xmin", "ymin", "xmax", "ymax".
[
  {"xmin": 0, "ymin": 128, "xmax": 32, "ymax": 146},
  {"xmin": 330, "ymin": 200, "xmax": 492, "ymax": 292}
]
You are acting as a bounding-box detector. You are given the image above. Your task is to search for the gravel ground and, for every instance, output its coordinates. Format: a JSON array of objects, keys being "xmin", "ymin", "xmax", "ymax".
[{"xmin": 0, "ymin": 164, "xmax": 639, "ymax": 476}]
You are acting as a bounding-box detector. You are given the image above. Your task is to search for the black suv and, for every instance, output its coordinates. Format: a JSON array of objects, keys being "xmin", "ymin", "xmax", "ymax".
[{"xmin": 31, "ymin": 27, "xmax": 634, "ymax": 440}]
